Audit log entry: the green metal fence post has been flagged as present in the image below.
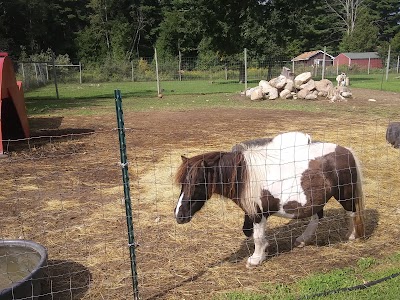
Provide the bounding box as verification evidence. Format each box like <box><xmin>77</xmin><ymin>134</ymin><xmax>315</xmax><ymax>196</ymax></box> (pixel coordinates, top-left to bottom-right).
<box><xmin>114</xmin><ymin>89</ymin><xmax>140</xmax><ymax>300</ymax></box>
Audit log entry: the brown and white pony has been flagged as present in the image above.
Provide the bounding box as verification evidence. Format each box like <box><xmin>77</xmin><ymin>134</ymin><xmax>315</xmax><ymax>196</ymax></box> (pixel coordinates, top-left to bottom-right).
<box><xmin>174</xmin><ymin>132</ymin><xmax>365</xmax><ymax>267</ymax></box>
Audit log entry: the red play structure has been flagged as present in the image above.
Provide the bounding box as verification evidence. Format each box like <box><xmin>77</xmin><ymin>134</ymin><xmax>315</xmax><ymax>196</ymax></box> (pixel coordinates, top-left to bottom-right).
<box><xmin>0</xmin><ymin>52</ymin><xmax>30</xmax><ymax>154</ymax></box>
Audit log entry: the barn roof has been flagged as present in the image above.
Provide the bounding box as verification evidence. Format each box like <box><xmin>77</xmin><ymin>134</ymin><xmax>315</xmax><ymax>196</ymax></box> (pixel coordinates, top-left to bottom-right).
<box><xmin>340</xmin><ymin>52</ymin><xmax>381</xmax><ymax>59</ymax></box>
<box><xmin>292</xmin><ymin>50</ymin><xmax>334</xmax><ymax>61</ymax></box>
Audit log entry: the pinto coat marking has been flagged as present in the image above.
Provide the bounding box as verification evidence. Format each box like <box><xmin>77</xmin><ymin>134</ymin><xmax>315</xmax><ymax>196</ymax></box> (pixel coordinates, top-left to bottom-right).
<box><xmin>174</xmin><ymin>132</ymin><xmax>365</xmax><ymax>267</ymax></box>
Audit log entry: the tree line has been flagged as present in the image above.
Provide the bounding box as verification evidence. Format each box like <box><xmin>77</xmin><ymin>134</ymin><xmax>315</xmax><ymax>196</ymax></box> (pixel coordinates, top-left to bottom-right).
<box><xmin>1</xmin><ymin>0</ymin><xmax>399</xmax><ymax>63</ymax></box>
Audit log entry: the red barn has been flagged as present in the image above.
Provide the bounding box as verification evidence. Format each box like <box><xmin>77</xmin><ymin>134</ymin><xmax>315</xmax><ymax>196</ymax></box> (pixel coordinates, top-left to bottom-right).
<box><xmin>292</xmin><ymin>50</ymin><xmax>334</xmax><ymax>66</ymax></box>
<box><xmin>334</xmin><ymin>52</ymin><xmax>383</xmax><ymax>69</ymax></box>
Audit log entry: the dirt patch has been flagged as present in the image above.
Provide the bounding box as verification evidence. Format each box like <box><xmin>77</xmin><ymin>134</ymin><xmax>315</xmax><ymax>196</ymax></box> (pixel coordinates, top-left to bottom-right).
<box><xmin>1</xmin><ymin>88</ymin><xmax>400</xmax><ymax>299</ymax></box>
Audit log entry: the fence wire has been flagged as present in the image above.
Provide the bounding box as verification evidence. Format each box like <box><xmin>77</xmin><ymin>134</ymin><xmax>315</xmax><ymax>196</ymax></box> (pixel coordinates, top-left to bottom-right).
<box><xmin>16</xmin><ymin>51</ymin><xmax>400</xmax><ymax>91</ymax></box>
<box><xmin>1</xmin><ymin>106</ymin><xmax>399</xmax><ymax>299</ymax></box>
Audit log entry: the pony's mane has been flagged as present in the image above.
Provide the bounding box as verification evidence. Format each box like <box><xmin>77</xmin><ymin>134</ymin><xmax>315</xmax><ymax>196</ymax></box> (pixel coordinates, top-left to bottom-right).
<box><xmin>175</xmin><ymin>151</ymin><xmax>250</xmax><ymax>208</ymax></box>
<box><xmin>175</xmin><ymin>151</ymin><xmax>225</xmax><ymax>186</ymax></box>
<box><xmin>231</xmin><ymin>137</ymin><xmax>272</xmax><ymax>152</ymax></box>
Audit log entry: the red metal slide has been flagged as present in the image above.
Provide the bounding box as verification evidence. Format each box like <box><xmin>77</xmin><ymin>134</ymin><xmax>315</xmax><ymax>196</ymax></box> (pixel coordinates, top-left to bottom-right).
<box><xmin>0</xmin><ymin>52</ymin><xmax>30</xmax><ymax>154</ymax></box>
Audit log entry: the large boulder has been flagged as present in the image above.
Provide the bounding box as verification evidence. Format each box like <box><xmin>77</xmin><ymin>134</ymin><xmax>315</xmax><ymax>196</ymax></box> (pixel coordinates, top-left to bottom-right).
<box><xmin>305</xmin><ymin>93</ymin><xmax>318</xmax><ymax>100</ymax></box>
<box><xmin>285</xmin><ymin>79</ymin><xmax>294</xmax><ymax>92</ymax></box>
<box><xmin>279</xmin><ymin>89</ymin><xmax>292</xmax><ymax>99</ymax></box>
<box><xmin>269</xmin><ymin>75</ymin><xmax>287</xmax><ymax>89</ymax></box>
<box><xmin>245</xmin><ymin>87</ymin><xmax>256</xmax><ymax>97</ymax></box>
<box><xmin>294</xmin><ymin>72</ymin><xmax>312</xmax><ymax>88</ymax></box>
<box><xmin>259</xmin><ymin>80</ymin><xmax>272</xmax><ymax>93</ymax></box>
<box><xmin>300</xmin><ymin>79</ymin><xmax>316</xmax><ymax>91</ymax></box>
<box><xmin>386</xmin><ymin>122</ymin><xmax>400</xmax><ymax>148</ymax></box>
<box><xmin>250</xmin><ymin>86</ymin><xmax>265</xmax><ymax>101</ymax></box>
<box><xmin>268</xmin><ymin>87</ymin><xmax>279</xmax><ymax>100</ymax></box>
<box><xmin>297</xmin><ymin>89</ymin><xmax>310</xmax><ymax>99</ymax></box>
<box><xmin>259</xmin><ymin>80</ymin><xmax>278</xmax><ymax>100</ymax></box>
<box><xmin>341</xmin><ymin>91</ymin><xmax>352</xmax><ymax>98</ymax></box>
<box><xmin>315</xmin><ymin>79</ymin><xmax>334</xmax><ymax>93</ymax></box>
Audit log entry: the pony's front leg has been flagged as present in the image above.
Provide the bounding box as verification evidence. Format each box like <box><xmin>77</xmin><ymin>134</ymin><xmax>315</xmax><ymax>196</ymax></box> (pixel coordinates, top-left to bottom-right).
<box><xmin>246</xmin><ymin>216</ymin><xmax>268</xmax><ymax>268</ymax></box>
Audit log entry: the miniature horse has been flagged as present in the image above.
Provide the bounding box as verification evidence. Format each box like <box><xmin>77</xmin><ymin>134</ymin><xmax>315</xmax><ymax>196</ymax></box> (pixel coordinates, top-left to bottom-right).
<box><xmin>174</xmin><ymin>132</ymin><xmax>365</xmax><ymax>267</ymax></box>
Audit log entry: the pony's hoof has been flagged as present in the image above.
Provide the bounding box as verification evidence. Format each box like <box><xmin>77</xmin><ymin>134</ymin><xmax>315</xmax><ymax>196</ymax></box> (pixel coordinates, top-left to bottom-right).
<box><xmin>348</xmin><ymin>234</ymin><xmax>356</xmax><ymax>241</ymax></box>
<box><xmin>294</xmin><ymin>240</ymin><xmax>306</xmax><ymax>248</ymax></box>
<box><xmin>246</xmin><ymin>261</ymin><xmax>262</xmax><ymax>268</ymax></box>
<box><xmin>347</xmin><ymin>230</ymin><xmax>357</xmax><ymax>240</ymax></box>
<box><xmin>246</xmin><ymin>255</ymin><xmax>265</xmax><ymax>268</ymax></box>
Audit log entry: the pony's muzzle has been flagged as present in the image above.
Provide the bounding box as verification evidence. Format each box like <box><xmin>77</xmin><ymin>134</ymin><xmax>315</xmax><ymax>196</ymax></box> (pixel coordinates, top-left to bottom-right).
<box><xmin>175</xmin><ymin>214</ymin><xmax>192</xmax><ymax>224</ymax></box>
<box><xmin>175</xmin><ymin>206</ymin><xmax>192</xmax><ymax>224</ymax></box>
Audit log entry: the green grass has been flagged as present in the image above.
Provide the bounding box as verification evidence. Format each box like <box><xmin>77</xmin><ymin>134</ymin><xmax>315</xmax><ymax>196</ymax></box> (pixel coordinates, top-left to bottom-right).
<box><xmin>24</xmin><ymin>80</ymin><xmax>252</xmax><ymax>115</ymax></box>
<box><xmin>24</xmin><ymin>85</ymin><xmax>398</xmax><ymax>120</ymax></box>
<box><xmin>22</xmin><ymin>91</ymin><xmax>347</xmax><ymax>117</ymax></box>
<box><xmin>326</xmin><ymin>73</ymin><xmax>400</xmax><ymax>93</ymax></box>
<box><xmin>25</xmin><ymin>74</ymin><xmax>399</xmax><ymax>107</ymax></box>
<box><xmin>25</xmin><ymin>80</ymin><xmax>245</xmax><ymax>101</ymax></box>
<box><xmin>217</xmin><ymin>252</ymin><xmax>400</xmax><ymax>300</ymax></box>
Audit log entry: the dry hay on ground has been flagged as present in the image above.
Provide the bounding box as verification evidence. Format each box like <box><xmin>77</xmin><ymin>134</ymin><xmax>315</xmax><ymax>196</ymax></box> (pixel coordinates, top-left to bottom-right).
<box><xmin>0</xmin><ymin>88</ymin><xmax>399</xmax><ymax>299</ymax></box>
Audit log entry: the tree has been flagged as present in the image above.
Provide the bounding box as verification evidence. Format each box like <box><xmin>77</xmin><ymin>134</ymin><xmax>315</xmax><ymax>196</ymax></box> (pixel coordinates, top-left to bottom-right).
<box><xmin>155</xmin><ymin>8</ymin><xmax>197</xmax><ymax>59</ymax></box>
<box><xmin>134</xmin><ymin>1</ymin><xmax>164</xmax><ymax>57</ymax></box>
<box><xmin>391</xmin><ymin>32</ymin><xmax>400</xmax><ymax>56</ymax></box>
<box><xmin>324</xmin><ymin>0</ymin><xmax>366</xmax><ymax>35</ymax></box>
<box><xmin>0</xmin><ymin>0</ymin><xmax>49</xmax><ymax>57</ymax></box>
<box><xmin>1</xmin><ymin>0</ymin><xmax>90</xmax><ymax>59</ymax></box>
<box><xmin>77</xmin><ymin>0</ymin><xmax>162</xmax><ymax>62</ymax></box>
<box><xmin>155</xmin><ymin>0</ymin><xmax>256</xmax><ymax>59</ymax></box>
<box><xmin>282</xmin><ymin>0</ymin><xmax>341</xmax><ymax>55</ymax></box>
<box><xmin>3</xmin><ymin>0</ymin><xmax>396</xmax><ymax>65</ymax></box>
<box><xmin>365</xmin><ymin>0</ymin><xmax>400</xmax><ymax>42</ymax></box>
<box><xmin>46</xmin><ymin>0</ymin><xmax>91</xmax><ymax>58</ymax></box>
<box><xmin>339</xmin><ymin>7</ymin><xmax>379</xmax><ymax>52</ymax></box>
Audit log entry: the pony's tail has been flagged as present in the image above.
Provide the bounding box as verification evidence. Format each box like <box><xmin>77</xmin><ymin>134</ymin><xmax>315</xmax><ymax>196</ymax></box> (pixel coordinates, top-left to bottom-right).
<box><xmin>353</xmin><ymin>151</ymin><xmax>366</xmax><ymax>238</ymax></box>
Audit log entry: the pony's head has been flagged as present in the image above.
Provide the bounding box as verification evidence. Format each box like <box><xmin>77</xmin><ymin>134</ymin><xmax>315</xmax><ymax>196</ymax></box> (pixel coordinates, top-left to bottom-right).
<box><xmin>174</xmin><ymin>154</ymin><xmax>218</xmax><ymax>224</ymax></box>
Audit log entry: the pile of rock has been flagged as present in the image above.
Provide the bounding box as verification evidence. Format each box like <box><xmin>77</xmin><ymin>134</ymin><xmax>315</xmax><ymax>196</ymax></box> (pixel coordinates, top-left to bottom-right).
<box><xmin>244</xmin><ymin>70</ymin><xmax>352</xmax><ymax>102</ymax></box>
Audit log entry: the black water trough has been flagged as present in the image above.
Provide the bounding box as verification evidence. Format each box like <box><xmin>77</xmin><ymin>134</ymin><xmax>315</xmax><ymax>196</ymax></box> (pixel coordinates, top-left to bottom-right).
<box><xmin>0</xmin><ymin>240</ymin><xmax>47</xmax><ymax>300</ymax></box>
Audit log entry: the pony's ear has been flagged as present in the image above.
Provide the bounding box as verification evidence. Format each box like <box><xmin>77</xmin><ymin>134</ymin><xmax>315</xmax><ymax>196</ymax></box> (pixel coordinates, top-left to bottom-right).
<box><xmin>181</xmin><ymin>155</ymin><xmax>188</xmax><ymax>163</ymax></box>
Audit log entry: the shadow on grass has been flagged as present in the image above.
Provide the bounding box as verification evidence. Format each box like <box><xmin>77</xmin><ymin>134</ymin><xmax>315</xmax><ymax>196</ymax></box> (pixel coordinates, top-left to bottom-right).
<box><xmin>225</xmin><ymin>208</ymin><xmax>379</xmax><ymax>263</ymax></box>
<box><xmin>3</xmin><ymin>116</ymin><xmax>94</xmax><ymax>153</ymax></box>
<box><xmin>28</xmin><ymin>116</ymin><xmax>64</xmax><ymax>131</ymax></box>
<box><xmin>27</xmin><ymin>116</ymin><xmax>95</xmax><ymax>138</ymax></box>
<box><xmin>24</xmin><ymin>89</ymin><xmax>157</xmax><ymax>115</ymax></box>
<box><xmin>26</xmin><ymin>89</ymin><xmax>157</xmax><ymax>101</ymax></box>
<box><xmin>40</xmin><ymin>259</ymin><xmax>92</xmax><ymax>300</ymax></box>
<box><xmin>25</xmin><ymin>99</ymin><xmax>110</xmax><ymax>115</ymax></box>
<box><xmin>212</xmin><ymin>80</ymin><xmax>244</xmax><ymax>85</ymax></box>
<box><xmin>147</xmin><ymin>208</ymin><xmax>379</xmax><ymax>299</ymax></box>
<box><xmin>349</xmin><ymin>76</ymin><xmax>385</xmax><ymax>82</ymax></box>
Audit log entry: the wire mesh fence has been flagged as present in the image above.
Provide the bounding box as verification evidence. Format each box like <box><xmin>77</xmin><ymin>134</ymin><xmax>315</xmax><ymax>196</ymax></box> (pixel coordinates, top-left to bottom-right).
<box><xmin>16</xmin><ymin>49</ymin><xmax>400</xmax><ymax>92</ymax></box>
<box><xmin>1</xmin><ymin>99</ymin><xmax>400</xmax><ymax>299</ymax></box>
<box><xmin>15</xmin><ymin>62</ymin><xmax>82</xmax><ymax>90</ymax></box>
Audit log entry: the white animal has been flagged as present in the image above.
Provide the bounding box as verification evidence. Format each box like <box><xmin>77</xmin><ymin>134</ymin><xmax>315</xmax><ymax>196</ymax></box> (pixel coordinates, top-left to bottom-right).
<box><xmin>336</xmin><ymin>72</ymin><xmax>347</xmax><ymax>86</ymax></box>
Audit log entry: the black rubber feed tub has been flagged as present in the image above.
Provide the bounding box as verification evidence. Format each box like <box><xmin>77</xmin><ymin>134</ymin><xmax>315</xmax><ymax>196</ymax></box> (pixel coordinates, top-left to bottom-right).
<box><xmin>0</xmin><ymin>240</ymin><xmax>47</xmax><ymax>300</ymax></box>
